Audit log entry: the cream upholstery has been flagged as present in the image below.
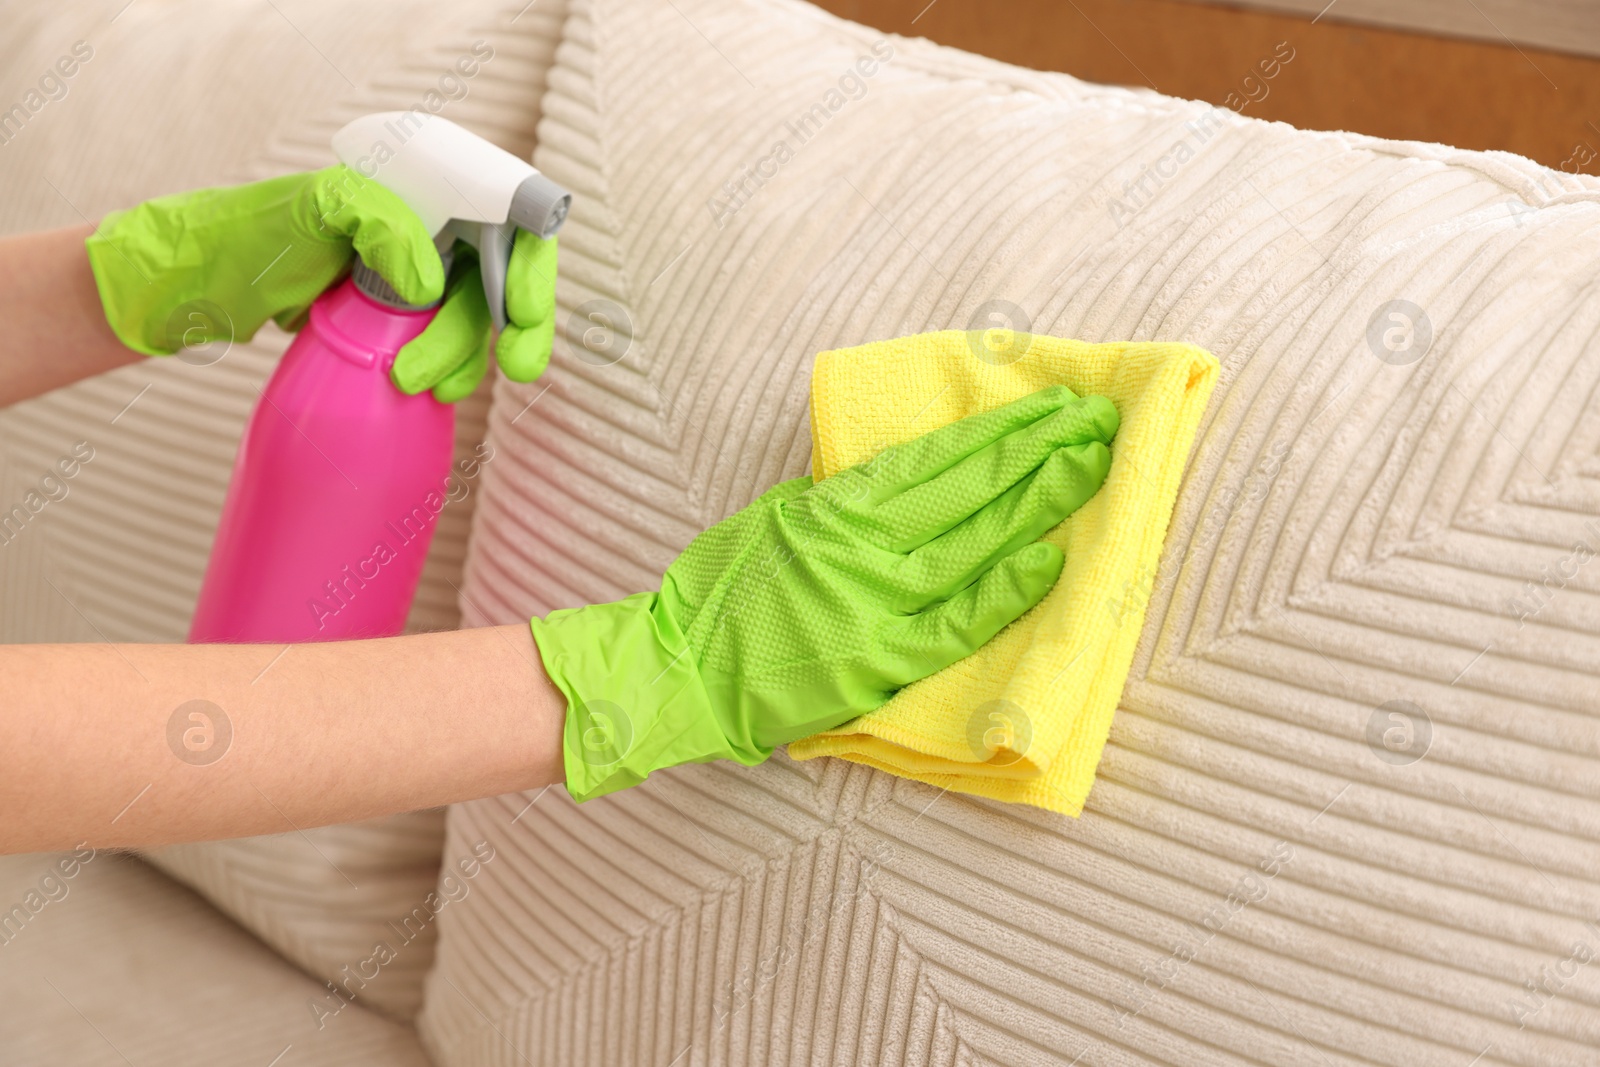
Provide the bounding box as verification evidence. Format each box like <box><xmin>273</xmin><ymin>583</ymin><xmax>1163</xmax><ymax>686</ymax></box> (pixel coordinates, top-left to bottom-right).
<box><xmin>419</xmin><ymin>0</ymin><xmax>1600</xmax><ymax>1064</ymax></box>
<box><xmin>0</xmin><ymin>850</ymin><xmax>430</xmax><ymax>1065</ymax></box>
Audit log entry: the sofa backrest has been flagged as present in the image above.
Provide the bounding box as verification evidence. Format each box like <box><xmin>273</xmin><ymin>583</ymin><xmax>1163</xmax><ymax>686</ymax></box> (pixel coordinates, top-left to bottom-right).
<box><xmin>418</xmin><ymin>0</ymin><xmax>1600</xmax><ymax>1063</ymax></box>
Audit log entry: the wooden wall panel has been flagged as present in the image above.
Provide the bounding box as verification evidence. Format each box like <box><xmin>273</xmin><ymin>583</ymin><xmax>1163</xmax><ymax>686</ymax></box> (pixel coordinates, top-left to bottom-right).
<box><xmin>1174</xmin><ymin>0</ymin><xmax>1600</xmax><ymax>59</ymax></box>
<box><xmin>814</xmin><ymin>0</ymin><xmax>1600</xmax><ymax>173</ymax></box>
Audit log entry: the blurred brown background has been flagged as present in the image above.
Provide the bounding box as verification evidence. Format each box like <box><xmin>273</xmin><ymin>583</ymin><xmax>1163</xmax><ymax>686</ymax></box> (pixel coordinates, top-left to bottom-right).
<box><xmin>813</xmin><ymin>0</ymin><xmax>1600</xmax><ymax>173</ymax></box>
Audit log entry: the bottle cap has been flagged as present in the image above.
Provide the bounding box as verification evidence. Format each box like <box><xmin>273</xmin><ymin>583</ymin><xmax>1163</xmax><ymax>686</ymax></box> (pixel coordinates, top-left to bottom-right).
<box><xmin>350</xmin><ymin>246</ymin><xmax>454</xmax><ymax>310</ymax></box>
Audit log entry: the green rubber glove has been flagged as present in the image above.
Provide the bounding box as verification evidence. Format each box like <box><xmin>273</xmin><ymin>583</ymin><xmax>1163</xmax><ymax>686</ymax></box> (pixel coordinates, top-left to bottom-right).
<box><xmin>87</xmin><ymin>164</ymin><xmax>443</xmax><ymax>357</ymax></box>
<box><xmin>86</xmin><ymin>164</ymin><xmax>558</xmax><ymax>403</ymax></box>
<box><xmin>389</xmin><ymin>229</ymin><xmax>558</xmax><ymax>403</ymax></box>
<box><xmin>533</xmin><ymin>384</ymin><xmax>1120</xmax><ymax>801</ymax></box>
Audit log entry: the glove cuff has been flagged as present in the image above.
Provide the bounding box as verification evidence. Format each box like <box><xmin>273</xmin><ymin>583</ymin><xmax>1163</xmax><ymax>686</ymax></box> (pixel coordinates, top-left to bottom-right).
<box><xmin>530</xmin><ymin>591</ymin><xmax>767</xmax><ymax>802</ymax></box>
<box><xmin>85</xmin><ymin>208</ymin><xmax>171</xmax><ymax>357</ymax></box>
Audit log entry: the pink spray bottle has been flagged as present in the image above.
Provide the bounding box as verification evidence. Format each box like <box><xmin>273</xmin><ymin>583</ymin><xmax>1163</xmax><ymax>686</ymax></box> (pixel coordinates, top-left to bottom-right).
<box><xmin>188</xmin><ymin>113</ymin><xmax>570</xmax><ymax>643</ymax></box>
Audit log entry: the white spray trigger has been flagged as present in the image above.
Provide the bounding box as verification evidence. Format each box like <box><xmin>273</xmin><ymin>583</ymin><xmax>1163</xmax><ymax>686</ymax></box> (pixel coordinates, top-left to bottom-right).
<box><xmin>332</xmin><ymin>112</ymin><xmax>569</xmax><ymax>329</ymax></box>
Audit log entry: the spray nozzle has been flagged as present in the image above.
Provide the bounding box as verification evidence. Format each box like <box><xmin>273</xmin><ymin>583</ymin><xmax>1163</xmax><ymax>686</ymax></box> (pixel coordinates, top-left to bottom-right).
<box><xmin>331</xmin><ymin>112</ymin><xmax>572</xmax><ymax>328</ymax></box>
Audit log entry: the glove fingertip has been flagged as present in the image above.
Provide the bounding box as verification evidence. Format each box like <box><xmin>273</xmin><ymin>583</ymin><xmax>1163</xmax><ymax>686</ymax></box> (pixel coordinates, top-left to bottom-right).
<box><xmin>389</xmin><ymin>361</ymin><xmax>429</xmax><ymax>396</ymax></box>
<box><xmin>432</xmin><ymin>376</ymin><xmax>479</xmax><ymax>404</ymax></box>
<box><xmin>1010</xmin><ymin>541</ymin><xmax>1065</xmax><ymax>604</ymax></box>
<box><xmin>1060</xmin><ymin>438</ymin><xmax>1113</xmax><ymax>483</ymax></box>
<box><xmin>1082</xmin><ymin>394</ymin><xmax>1120</xmax><ymax>441</ymax></box>
<box><xmin>497</xmin><ymin>320</ymin><xmax>554</xmax><ymax>382</ymax></box>
<box><xmin>1039</xmin><ymin>383</ymin><xmax>1078</xmax><ymax>407</ymax></box>
<box><xmin>431</xmin><ymin>344</ymin><xmax>489</xmax><ymax>403</ymax></box>
<box><xmin>385</xmin><ymin>245</ymin><xmax>446</xmax><ymax>307</ymax></box>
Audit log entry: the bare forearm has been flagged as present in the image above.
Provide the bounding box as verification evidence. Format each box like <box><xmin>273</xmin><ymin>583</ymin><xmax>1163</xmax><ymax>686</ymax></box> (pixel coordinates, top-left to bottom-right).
<box><xmin>0</xmin><ymin>223</ymin><xmax>142</xmax><ymax>407</ymax></box>
<box><xmin>0</xmin><ymin>625</ymin><xmax>565</xmax><ymax>854</ymax></box>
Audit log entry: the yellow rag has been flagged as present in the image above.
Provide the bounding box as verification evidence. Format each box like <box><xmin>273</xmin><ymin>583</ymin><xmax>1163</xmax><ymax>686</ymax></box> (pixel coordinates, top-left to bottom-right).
<box><xmin>788</xmin><ymin>330</ymin><xmax>1219</xmax><ymax>815</ymax></box>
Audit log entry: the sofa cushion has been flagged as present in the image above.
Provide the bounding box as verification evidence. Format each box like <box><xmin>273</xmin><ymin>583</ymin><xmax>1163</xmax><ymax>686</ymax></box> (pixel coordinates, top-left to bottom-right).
<box><xmin>0</xmin><ymin>0</ymin><xmax>566</xmax><ymax>1022</ymax></box>
<box><xmin>419</xmin><ymin>0</ymin><xmax>1600</xmax><ymax>1062</ymax></box>
<box><xmin>0</xmin><ymin>850</ymin><xmax>430</xmax><ymax>1065</ymax></box>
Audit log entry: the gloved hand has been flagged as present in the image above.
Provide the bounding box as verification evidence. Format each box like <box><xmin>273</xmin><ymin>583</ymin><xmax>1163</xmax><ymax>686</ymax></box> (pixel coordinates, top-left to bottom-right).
<box><xmin>533</xmin><ymin>384</ymin><xmax>1120</xmax><ymax>801</ymax></box>
<box><xmin>85</xmin><ymin>164</ymin><xmax>558</xmax><ymax>402</ymax></box>
<box><xmin>387</xmin><ymin>229</ymin><xmax>557</xmax><ymax>402</ymax></box>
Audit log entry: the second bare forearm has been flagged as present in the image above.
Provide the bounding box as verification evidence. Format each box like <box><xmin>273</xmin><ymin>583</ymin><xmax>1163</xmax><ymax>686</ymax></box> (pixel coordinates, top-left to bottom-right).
<box><xmin>0</xmin><ymin>625</ymin><xmax>565</xmax><ymax>854</ymax></box>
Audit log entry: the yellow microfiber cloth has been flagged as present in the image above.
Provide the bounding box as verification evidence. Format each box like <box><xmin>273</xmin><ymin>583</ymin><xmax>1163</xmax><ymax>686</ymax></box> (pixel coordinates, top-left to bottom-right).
<box><xmin>788</xmin><ymin>330</ymin><xmax>1219</xmax><ymax>815</ymax></box>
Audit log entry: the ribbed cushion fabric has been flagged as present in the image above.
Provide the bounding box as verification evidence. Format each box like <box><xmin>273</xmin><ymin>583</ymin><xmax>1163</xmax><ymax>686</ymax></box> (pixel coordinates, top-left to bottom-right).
<box><xmin>0</xmin><ymin>850</ymin><xmax>430</xmax><ymax>1065</ymax></box>
<box><xmin>419</xmin><ymin>0</ymin><xmax>1600</xmax><ymax>1064</ymax></box>
<box><xmin>0</xmin><ymin>0</ymin><xmax>566</xmax><ymax>1023</ymax></box>
<box><xmin>147</xmin><ymin>810</ymin><xmax>452</xmax><ymax>1020</ymax></box>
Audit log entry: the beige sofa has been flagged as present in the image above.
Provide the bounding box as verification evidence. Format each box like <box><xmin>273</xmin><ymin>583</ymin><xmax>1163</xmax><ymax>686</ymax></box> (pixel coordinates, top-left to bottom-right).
<box><xmin>4</xmin><ymin>1</ymin><xmax>1599</xmax><ymax>1064</ymax></box>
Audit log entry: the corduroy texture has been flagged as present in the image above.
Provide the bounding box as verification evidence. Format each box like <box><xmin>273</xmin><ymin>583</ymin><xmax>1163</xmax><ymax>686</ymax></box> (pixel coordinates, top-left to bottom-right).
<box><xmin>145</xmin><ymin>809</ymin><xmax>451</xmax><ymax>1021</ymax></box>
<box><xmin>790</xmin><ymin>331</ymin><xmax>1219</xmax><ymax>814</ymax></box>
<box><xmin>423</xmin><ymin>0</ymin><xmax>1600</xmax><ymax>1063</ymax></box>
<box><xmin>0</xmin><ymin>851</ymin><xmax>431</xmax><ymax>1066</ymax></box>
